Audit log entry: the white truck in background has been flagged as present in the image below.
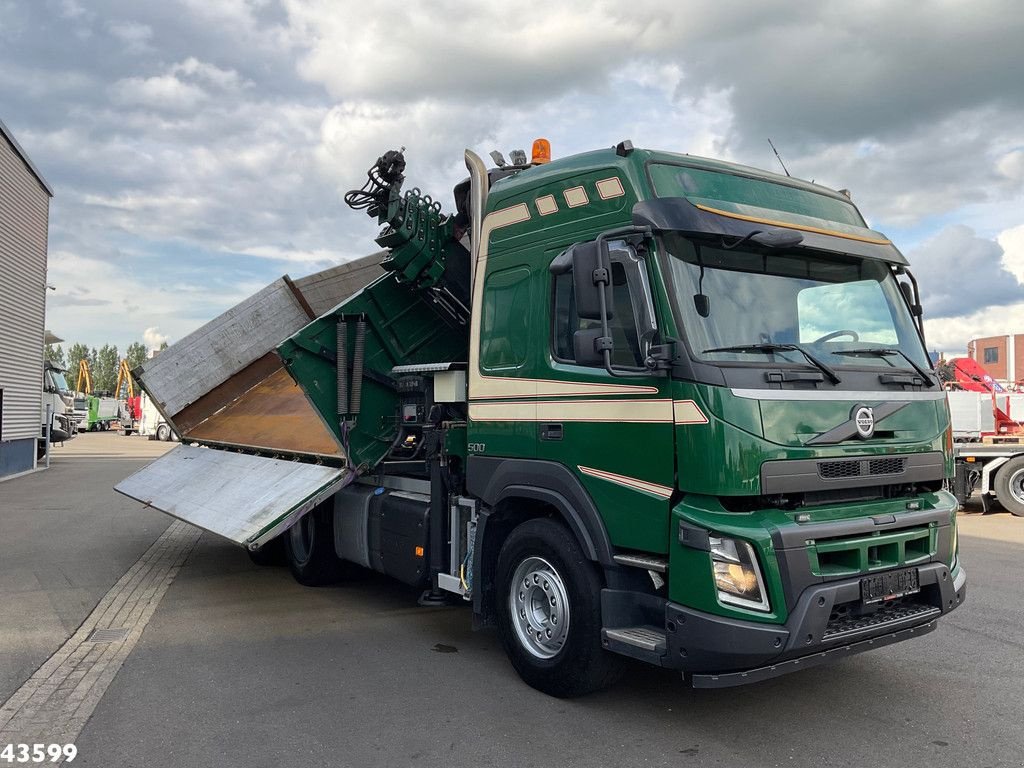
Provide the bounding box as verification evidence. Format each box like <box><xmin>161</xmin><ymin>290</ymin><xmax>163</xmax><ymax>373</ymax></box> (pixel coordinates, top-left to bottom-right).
<box><xmin>40</xmin><ymin>361</ymin><xmax>76</xmax><ymax>458</ymax></box>
<box><xmin>949</xmin><ymin>390</ymin><xmax>1024</xmax><ymax>516</ymax></box>
<box><xmin>137</xmin><ymin>391</ymin><xmax>176</xmax><ymax>441</ymax></box>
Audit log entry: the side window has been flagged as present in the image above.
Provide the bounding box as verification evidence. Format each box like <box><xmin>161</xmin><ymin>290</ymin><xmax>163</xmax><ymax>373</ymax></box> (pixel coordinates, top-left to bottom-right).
<box><xmin>551</xmin><ymin>242</ymin><xmax>654</xmax><ymax>368</ymax></box>
<box><xmin>480</xmin><ymin>266</ymin><xmax>532</xmax><ymax>370</ymax></box>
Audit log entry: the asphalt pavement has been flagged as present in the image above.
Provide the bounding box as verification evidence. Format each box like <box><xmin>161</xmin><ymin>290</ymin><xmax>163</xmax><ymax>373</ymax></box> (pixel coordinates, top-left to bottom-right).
<box><xmin>1</xmin><ymin>433</ymin><xmax>1022</xmax><ymax>767</ymax></box>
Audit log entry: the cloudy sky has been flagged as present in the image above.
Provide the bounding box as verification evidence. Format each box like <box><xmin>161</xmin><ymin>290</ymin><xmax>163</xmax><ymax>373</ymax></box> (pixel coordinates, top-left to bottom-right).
<box><xmin>2</xmin><ymin>0</ymin><xmax>1023</xmax><ymax>355</ymax></box>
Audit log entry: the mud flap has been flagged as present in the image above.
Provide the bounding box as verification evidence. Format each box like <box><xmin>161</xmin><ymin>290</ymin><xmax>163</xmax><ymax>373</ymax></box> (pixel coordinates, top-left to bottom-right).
<box><xmin>114</xmin><ymin>444</ymin><xmax>348</xmax><ymax>550</ymax></box>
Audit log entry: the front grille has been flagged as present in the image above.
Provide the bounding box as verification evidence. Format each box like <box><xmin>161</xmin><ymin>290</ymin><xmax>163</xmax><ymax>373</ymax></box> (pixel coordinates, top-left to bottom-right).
<box><xmin>868</xmin><ymin>457</ymin><xmax>907</xmax><ymax>475</ymax></box>
<box><xmin>818</xmin><ymin>460</ymin><xmax>861</xmax><ymax>479</ymax></box>
<box><xmin>823</xmin><ymin>597</ymin><xmax>939</xmax><ymax>641</ymax></box>
<box><xmin>811</xmin><ymin>525</ymin><xmax>934</xmax><ymax>577</ymax></box>
<box><xmin>818</xmin><ymin>457</ymin><xmax>907</xmax><ymax>480</ymax></box>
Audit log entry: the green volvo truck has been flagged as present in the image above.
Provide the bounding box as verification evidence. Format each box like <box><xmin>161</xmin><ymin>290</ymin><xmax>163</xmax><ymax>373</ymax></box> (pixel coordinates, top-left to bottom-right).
<box><xmin>117</xmin><ymin>141</ymin><xmax>966</xmax><ymax>696</ymax></box>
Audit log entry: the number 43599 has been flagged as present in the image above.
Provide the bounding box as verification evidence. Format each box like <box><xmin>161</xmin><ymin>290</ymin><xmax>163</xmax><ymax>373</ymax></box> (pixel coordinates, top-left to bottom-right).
<box><xmin>0</xmin><ymin>744</ymin><xmax>77</xmax><ymax>763</ymax></box>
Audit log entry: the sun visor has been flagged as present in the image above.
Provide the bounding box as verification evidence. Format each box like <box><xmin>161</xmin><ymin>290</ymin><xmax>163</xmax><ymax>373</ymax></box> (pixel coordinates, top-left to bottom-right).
<box><xmin>632</xmin><ymin>197</ymin><xmax>907</xmax><ymax>264</ymax></box>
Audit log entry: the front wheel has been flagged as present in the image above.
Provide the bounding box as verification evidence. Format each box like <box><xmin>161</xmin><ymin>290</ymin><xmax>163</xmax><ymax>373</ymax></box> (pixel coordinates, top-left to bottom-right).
<box><xmin>495</xmin><ymin>518</ymin><xmax>623</xmax><ymax>697</ymax></box>
<box><xmin>994</xmin><ymin>455</ymin><xmax>1024</xmax><ymax>516</ymax></box>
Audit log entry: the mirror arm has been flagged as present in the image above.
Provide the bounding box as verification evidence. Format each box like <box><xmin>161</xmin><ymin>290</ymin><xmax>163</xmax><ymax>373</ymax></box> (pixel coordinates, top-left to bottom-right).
<box><xmin>590</xmin><ymin>225</ymin><xmax>656</xmax><ymax>378</ymax></box>
<box><xmin>589</xmin><ymin>224</ymin><xmax>659</xmax><ymax>376</ymax></box>
<box><xmin>903</xmin><ymin>266</ymin><xmax>927</xmax><ymax>348</ymax></box>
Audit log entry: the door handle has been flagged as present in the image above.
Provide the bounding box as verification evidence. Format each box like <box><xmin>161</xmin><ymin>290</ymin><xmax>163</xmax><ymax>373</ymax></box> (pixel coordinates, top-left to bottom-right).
<box><xmin>540</xmin><ymin>423</ymin><xmax>563</xmax><ymax>441</ymax></box>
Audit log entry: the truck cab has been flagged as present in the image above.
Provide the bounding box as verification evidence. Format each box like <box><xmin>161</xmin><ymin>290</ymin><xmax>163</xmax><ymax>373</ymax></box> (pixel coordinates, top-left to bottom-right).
<box><xmin>40</xmin><ymin>361</ymin><xmax>75</xmax><ymax>454</ymax></box>
<box><xmin>462</xmin><ymin>144</ymin><xmax>964</xmax><ymax>689</ymax></box>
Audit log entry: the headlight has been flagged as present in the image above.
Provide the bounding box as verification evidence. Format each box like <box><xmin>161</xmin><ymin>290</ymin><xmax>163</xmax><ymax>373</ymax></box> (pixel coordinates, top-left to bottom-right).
<box><xmin>709</xmin><ymin>535</ymin><xmax>770</xmax><ymax>612</ymax></box>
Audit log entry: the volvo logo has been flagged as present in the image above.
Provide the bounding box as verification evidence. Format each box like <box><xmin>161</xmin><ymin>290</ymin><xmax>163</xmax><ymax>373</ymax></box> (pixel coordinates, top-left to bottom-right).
<box><xmin>853</xmin><ymin>406</ymin><xmax>875</xmax><ymax>439</ymax></box>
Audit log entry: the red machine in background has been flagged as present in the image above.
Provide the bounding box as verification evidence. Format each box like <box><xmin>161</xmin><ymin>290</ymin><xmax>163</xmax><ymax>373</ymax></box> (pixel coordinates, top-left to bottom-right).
<box><xmin>946</xmin><ymin>357</ymin><xmax>1023</xmax><ymax>438</ymax></box>
<box><xmin>948</xmin><ymin>357</ymin><xmax>1024</xmax><ymax>515</ymax></box>
<box><xmin>948</xmin><ymin>357</ymin><xmax>1006</xmax><ymax>393</ymax></box>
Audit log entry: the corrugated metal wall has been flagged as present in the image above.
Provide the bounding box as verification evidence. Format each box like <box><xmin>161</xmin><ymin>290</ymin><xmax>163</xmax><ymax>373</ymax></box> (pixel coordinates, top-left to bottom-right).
<box><xmin>0</xmin><ymin>133</ymin><xmax>49</xmax><ymax>443</ymax></box>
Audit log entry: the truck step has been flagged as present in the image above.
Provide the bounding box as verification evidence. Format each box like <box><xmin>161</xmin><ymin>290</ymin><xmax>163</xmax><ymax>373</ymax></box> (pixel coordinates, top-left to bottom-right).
<box><xmin>612</xmin><ymin>553</ymin><xmax>668</xmax><ymax>572</ymax></box>
<box><xmin>603</xmin><ymin>626</ymin><xmax>667</xmax><ymax>653</ymax></box>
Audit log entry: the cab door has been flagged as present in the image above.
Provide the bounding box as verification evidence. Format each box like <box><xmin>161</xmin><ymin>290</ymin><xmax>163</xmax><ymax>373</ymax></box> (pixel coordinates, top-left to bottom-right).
<box><xmin>537</xmin><ymin>239</ymin><xmax>675</xmax><ymax>554</ymax></box>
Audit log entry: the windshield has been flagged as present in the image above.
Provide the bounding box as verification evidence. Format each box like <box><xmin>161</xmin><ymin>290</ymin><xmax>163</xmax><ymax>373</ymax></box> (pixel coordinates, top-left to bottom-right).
<box><xmin>51</xmin><ymin>371</ymin><xmax>71</xmax><ymax>393</ymax></box>
<box><xmin>661</xmin><ymin>233</ymin><xmax>930</xmax><ymax>370</ymax></box>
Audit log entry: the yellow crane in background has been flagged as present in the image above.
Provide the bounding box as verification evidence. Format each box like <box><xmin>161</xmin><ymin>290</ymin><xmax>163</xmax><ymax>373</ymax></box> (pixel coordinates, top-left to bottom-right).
<box><xmin>75</xmin><ymin>359</ymin><xmax>93</xmax><ymax>395</ymax></box>
<box><xmin>115</xmin><ymin>359</ymin><xmax>135</xmax><ymax>400</ymax></box>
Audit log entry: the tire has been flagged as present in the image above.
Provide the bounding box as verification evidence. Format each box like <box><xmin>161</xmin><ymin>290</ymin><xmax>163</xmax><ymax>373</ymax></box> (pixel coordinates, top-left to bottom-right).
<box><xmin>247</xmin><ymin>536</ymin><xmax>285</xmax><ymax>567</ymax></box>
<box><xmin>284</xmin><ymin>503</ymin><xmax>344</xmax><ymax>586</ymax></box>
<box><xmin>156</xmin><ymin>424</ymin><xmax>171</xmax><ymax>442</ymax></box>
<box><xmin>993</xmin><ymin>455</ymin><xmax>1024</xmax><ymax>516</ymax></box>
<box><xmin>495</xmin><ymin>518</ymin><xmax>623</xmax><ymax>698</ymax></box>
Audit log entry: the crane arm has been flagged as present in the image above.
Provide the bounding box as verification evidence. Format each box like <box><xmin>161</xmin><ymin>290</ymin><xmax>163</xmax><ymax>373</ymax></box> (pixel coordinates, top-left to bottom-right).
<box><xmin>76</xmin><ymin>360</ymin><xmax>92</xmax><ymax>394</ymax></box>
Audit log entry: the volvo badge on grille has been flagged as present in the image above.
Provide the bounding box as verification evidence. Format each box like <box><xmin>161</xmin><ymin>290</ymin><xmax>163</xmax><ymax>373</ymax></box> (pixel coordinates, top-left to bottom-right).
<box><xmin>853</xmin><ymin>406</ymin><xmax>875</xmax><ymax>439</ymax></box>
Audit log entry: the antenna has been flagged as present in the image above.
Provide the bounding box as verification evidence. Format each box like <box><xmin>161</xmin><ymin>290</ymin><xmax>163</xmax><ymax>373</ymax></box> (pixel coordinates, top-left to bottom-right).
<box><xmin>767</xmin><ymin>138</ymin><xmax>790</xmax><ymax>177</ymax></box>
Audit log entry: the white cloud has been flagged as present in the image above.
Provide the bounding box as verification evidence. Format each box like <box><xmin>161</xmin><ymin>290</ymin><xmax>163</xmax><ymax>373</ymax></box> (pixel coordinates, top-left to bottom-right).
<box><xmin>58</xmin><ymin>0</ymin><xmax>88</xmax><ymax>19</ymax></box>
<box><xmin>107</xmin><ymin>21</ymin><xmax>153</xmax><ymax>53</ymax></box>
<box><xmin>8</xmin><ymin>0</ymin><xmax>1024</xmax><ymax>354</ymax></box>
<box><xmin>925</xmin><ymin>303</ymin><xmax>1024</xmax><ymax>357</ymax></box>
<box><xmin>111</xmin><ymin>73</ymin><xmax>208</xmax><ymax>112</ymax></box>
<box><xmin>909</xmin><ymin>225</ymin><xmax>1024</xmax><ymax>320</ymax></box>
<box><xmin>142</xmin><ymin>327</ymin><xmax>169</xmax><ymax>353</ymax></box>
<box><xmin>998</xmin><ymin>224</ymin><xmax>1024</xmax><ymax>283</ymax></box>
<box><xmin>997</xmin><ymin>149</ymin><xmax>1024</xmax><ymax>183</ymax></box>
<box><xmin>110</xmin><ymin>58</ymin><xmax>248</xmax><ymax>113</ymax></box>
<box><xmin>45</xmin><ymin>250</ymin><xmax>265</xmax><ymax>352</ymax></box>
<box><xmin>285</xmin><ymin>0</ymin><xmax>670</xmax><ymax>103</ymax></box>
<box><xmin>170</xmin><ymin>57</ymin><xmax>249</xmax><ymax>90</ymax></box>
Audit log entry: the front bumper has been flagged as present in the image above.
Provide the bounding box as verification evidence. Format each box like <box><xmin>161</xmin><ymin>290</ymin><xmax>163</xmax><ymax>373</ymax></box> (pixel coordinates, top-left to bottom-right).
<box><xmin>602</xmin><ymin>562</ymin><xmax>966</xmax><ymax>687</ymax></box>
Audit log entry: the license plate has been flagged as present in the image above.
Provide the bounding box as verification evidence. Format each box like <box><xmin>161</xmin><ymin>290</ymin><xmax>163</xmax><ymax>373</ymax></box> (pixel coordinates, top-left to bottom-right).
<box><xmin>860</xmin><ymin>567</ymin><xmax>920</xmax><ymax>604</ymax></box>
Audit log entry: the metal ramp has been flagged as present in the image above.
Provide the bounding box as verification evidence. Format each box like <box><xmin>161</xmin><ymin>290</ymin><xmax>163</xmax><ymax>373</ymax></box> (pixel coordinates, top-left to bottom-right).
<box><xmin>114</xmin><ymin>445</ymin><xmax>348</xmax><ymax>549</ymax></box>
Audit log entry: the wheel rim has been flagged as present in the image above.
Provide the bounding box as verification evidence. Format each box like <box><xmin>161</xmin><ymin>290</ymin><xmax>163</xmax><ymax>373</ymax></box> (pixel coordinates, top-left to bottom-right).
<box><xmin>1008</xmin><ymin>468</ymin><xmax>1024</xmax><ymax>504</ymax></box>
<box><xmin>509</xmin><ymin>556</ymin><xmax>570</xmax><ymax>659</ymax></box>
<box><xmin>289</xmin><ymin>515</ymin><xmax>314</xmax><ymax>566</ymax></box>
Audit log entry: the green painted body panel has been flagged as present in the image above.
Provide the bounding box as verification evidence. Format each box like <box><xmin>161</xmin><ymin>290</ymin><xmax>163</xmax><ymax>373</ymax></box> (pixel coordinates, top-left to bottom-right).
<box><xmin>676</xmin><ymin>383</ymin><xmax>950</xmax><ymax>496</ymax></box>
<box><xmin>277</xmin><ymin>273</ymin><xmax>466</xmax><ymax>470</ymax></box>
<box><xmin>668</xmin><ymin>490</ymin><xmax>957</xmax><ymax>624</ymax></box>
<box><xmin>469</xmin><ymin>154</ymin><xmax>674</xmax><ymax>553</ymax></box>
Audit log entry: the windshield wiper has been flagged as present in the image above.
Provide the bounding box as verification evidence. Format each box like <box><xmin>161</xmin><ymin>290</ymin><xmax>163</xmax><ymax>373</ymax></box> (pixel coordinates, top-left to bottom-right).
<box><xmin>832</xmin><ymin>347</ymin><xmax>935</xmax><ymax>387</ymax></box>
<box><xmin>702</xmin><ymin>343</ymin><xmax>841</xmax><ymax>384</ymax></box>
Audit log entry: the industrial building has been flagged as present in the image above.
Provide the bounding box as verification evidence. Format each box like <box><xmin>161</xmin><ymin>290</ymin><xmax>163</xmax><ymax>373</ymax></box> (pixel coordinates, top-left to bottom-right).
<box><xmin>0</xmin><ymin>117</ymin><xmax>53</xmax><ymax>479</ymax></box>
<box><xmin>967</xmin><ymin>333</ymin><xmax>1024</xmax><ymax>386</ymax></box>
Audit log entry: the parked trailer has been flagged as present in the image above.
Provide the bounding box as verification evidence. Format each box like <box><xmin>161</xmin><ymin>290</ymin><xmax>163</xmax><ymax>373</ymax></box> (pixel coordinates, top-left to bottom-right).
<box><xmin>949</xmin><ymin>389</ymin><xmax>1024</xmax><ymax>516</ymax></box>
<box><xmin>117</xmin><ymin>143</ymin><xmax>965</xmax><ymax>696</ymax></box>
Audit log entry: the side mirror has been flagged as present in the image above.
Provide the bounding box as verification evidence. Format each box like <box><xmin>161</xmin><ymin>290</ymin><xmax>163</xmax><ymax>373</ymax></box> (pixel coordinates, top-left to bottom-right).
<box><xmin>573</xmin><ymin>328</ymin><xmax>606</xmax><ymax>367</ymax></box>
<box><xmin>899</xmin><ymin>281</ymin><xmax>922</xmax><ymax>316</ymax></box>
<box><xmin>572</xmin><ymin>241</ymin><xmax>613</xmax><ymax>321</ymax></box>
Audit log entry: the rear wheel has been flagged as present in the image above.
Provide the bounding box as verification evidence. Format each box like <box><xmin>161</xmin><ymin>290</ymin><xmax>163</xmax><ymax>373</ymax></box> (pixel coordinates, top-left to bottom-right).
<box><xmin>156</xmin><ymin>423</ymin><xmax>171</xmax><ymax>442</ymax></box>
<box><xmin>994</xmin><ymin>456</ymin><xmax>1024</xmax><ymax>516</ymax></box>
<box><xmin>495</xmin><ymin>518</ymin><xmax>623</xmax><ymax>698</ymax></box>
<box><xmin>247</xmin><ymin>536</ymin><xmax>285</xmax><ymax>566</ymax></box>
<box><xmin>284</xmin><ymin>503</ymin><xmax>344</xmax><ymax>586</ymax></box>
